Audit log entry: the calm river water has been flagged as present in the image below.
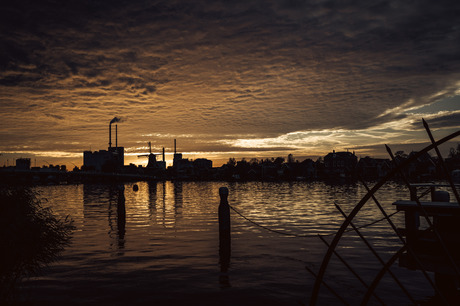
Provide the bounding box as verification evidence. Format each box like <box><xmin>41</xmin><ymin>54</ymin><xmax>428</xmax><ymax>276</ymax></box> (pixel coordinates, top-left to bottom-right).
<box><xmin>18</xmin><ymin>181</ymin><xmax>439</xmax><ymax>305</ymax></box>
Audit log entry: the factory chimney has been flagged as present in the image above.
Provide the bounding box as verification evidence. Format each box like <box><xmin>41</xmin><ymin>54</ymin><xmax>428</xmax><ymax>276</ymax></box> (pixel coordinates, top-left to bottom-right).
<box><xmin>109</xmin><ymin>123</ymin><xmax>112</xmax><ymax>148</ymax></box>
<box><xmin>163</xmin><ymin>147</ymin><xmax>165</xmax><ymax>162</ymax></box>
<box><xmin>109</xmin><ymin>117</ymin><xmax>122</xmax><ymax>149</ymax></box>
<box><xmin>174</xmin><ymin>139</ymin><xmax>177</xmax><ymax>154</ymax></box>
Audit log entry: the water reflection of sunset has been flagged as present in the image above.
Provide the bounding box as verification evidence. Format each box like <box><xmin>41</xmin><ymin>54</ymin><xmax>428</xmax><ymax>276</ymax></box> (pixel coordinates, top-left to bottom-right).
<box><xmin>26</xmin><ymin>181</ymin><xmax>430</xmax><ymax>304</ymax></box>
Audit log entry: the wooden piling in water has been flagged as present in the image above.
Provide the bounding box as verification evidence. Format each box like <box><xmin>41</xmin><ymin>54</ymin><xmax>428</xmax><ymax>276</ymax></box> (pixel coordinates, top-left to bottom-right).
<box><xmin>117</xmin><ymin>185</ymin><xmax>126</xmax><ymax>244</ymax></box>
<box><xmin>218</xmin><ymin>186</ymin><xmax>231</xmax><ymax>286</ymax></box>
<box><xmin>219</xmin><ymin>187</ymin><xmax>230</xmax><ymax>238</ymax></box>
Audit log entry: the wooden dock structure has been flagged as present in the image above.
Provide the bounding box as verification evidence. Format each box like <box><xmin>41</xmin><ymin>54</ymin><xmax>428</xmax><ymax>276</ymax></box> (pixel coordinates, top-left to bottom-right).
<box><xmin>394</xmin><ymin>183</ymin><xmax>460</xmax><ymax>301</ymax></box>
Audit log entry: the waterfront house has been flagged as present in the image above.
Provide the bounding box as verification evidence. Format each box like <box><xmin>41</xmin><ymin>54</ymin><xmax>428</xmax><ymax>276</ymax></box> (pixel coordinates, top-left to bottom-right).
<box><xmin>357</xmin><ymin>157</ymin><xmax>391</xmax><ymax>179</ymax></box>
<box><xmin>323</xmin><ymin>150</ymin><xmax>358</xmax><ymax>179</ymax></box>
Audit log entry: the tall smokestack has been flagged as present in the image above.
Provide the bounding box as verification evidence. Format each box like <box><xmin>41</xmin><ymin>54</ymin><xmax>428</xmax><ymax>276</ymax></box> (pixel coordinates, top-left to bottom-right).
<box><xmin>109</xmin><ymin>124</ymin><xmax>112</xmax><ymax>148</ymax></box>
<box><xmin>163</xmin><ymin>147</ymin><xmax>165</xmax><ymax>162</ymax></box>
<box><xmin>115</xmin><ymin>124</ymin><xmax>118</xmax><ymax>148</ymax></box>
<box><xmin>109</xmin><ymin>117</ymin><xmax>122</xmax><ymax>149</ymax></box>
<box><xmin>174</xmin><ymin>139</ymin><xmax>177</xmax><ymax>154</ymax></box>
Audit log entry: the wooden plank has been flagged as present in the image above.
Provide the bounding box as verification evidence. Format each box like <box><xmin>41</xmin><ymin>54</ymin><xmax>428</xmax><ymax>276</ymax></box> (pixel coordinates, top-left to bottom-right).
<box><xmin>409</xmin><ymin>183</ymin><xmax>458</xmax><ymax>187</ymax></box>
<box><xmin>393</xmin><ymin>201</ymin><xmax>460</xmax><ymax>217</ymax></box>
<box><xmin>394</xmin><ymin>200</ymin><xmax>460</xmax><ymax>207</ymax></box>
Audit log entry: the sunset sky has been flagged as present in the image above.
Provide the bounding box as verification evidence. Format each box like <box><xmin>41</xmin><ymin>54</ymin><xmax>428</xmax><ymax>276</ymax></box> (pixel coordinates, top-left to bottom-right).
<box><xmin>1</xmin><ymin>0</ymin><xmax>459</xmax><ymax>168</ymax></box>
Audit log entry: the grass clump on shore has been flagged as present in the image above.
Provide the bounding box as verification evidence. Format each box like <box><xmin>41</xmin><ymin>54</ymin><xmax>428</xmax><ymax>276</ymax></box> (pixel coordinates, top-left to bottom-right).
<box><xmin>0</xmin><ymin>187</ymin><xmax>74</xmax><ymax>301</ymax></box>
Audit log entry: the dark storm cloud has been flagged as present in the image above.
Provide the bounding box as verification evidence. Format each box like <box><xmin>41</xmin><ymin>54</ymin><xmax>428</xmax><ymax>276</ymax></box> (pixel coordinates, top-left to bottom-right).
<box><xmin>353</xmin><ymin>141</ymin><xmax>458</xmax><ymax>159</ymax></box>
<box><xmin>412</xmin><ymin>112</ymin><xmax>460</xmax><ymax>130</ymax></box>
<box><xmin>2</xmin><ymin>1</ymin><xmax>459</xmax><ymax>94</ymax></box>
<box><xmin>1</xmin><ymin>0</ymin><xmax>459</xmax><ymax>164</ymax></box>
<box><xmin>0</xmin><ymin>0</ymin><xmax>169</xmax><ymax>95</ymax></box>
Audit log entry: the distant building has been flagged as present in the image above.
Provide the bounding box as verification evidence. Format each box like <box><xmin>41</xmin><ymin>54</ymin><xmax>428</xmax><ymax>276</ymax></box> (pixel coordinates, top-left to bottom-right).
<box><xmin>323</xmin><ymin>150</ymin><xmax>357</xmax><ymax>179</ymax></box>
<box><xmin>194</xmin><ymin>158</ymin><xmax>212</xmax><ymax>169</ymax></box>
<box><xmin>170</xmin><ymin>147</ymin><xmax>192</xmax><ymax>178</ymax></box>
<box><xmin>156</xmin><ymin>161</ymin><xmax>167</xmax><ymax>171</ymax></box>
<box><xmin>407</xmin><ymin>151</ymin><xmax>436</xmax><ymax>180</ymax></box>
<box><xmin>299</xmin><ymin>158</ymin><xmax>317</xmax><ymax>179</ymax></box>
<box><xmin>357</xmin><ymin>157</ymin><xmax>391</xmax><ymax>179</ymax></box>
<box><xmin>173</xmin><ymin>152</ymin><xmax>183</xmax><ymax>168</ymax></box>
<box><xmin>16</xmin><ymin>158</ymin><xmax>31</xmax><ymax>170</ymax></box>
<box><xmin>261</xmin><ymin>161</ymin><xmax>277</xmax><ymax>179</ymax></box>
<box><xmin>193</xmin><ymin>158</ymin><xmax>213</xmax><ymax>179</ymax></box>
<box><xmin>83</xmin><ymin>147</ymin><xmax>124</xmax><ymax>172</ymax></box>
<box><xmin>145</xmin><ymin>154</ymin><xmax>166</xmax><ymax>171</ymax></box>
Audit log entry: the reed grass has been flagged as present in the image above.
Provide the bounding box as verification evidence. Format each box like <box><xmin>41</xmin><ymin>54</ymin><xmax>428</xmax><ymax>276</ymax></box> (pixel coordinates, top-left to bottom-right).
<box><xmin>0</xmin><ymin>186</ymin><xmax>74</xmax><ymax>302</ymax></box>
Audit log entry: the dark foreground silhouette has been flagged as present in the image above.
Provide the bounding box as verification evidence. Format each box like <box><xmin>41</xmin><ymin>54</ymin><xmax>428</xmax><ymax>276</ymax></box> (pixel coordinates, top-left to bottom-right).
<box><xmin>0</xmin><ymin>187</ymin><xmax>74</xmax><ymax>302</ymax></box>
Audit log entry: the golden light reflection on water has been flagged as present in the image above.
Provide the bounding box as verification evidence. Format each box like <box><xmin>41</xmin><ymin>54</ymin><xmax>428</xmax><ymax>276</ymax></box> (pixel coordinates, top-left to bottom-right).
<box><xmin>35</xmin><ymin>181</ymin><xmax>411</xmax><ymax>256</ymax></box>
<box><xmin>28</xmin><ymin>181</ymin><xmax>437</xmax><ymax>305</ymax></box>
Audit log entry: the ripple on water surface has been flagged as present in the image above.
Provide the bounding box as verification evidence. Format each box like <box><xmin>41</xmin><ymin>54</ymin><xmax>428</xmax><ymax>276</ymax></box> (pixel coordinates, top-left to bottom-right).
<box><xmin>17</xmin><ymin>181</ymin><xmax>437</xmax><ymax>305</ymax></box>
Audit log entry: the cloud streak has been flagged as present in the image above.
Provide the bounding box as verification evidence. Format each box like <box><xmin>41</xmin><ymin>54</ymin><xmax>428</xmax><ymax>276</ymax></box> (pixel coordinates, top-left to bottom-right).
<box><xmin>0</xmin><ymin>0</ymin><xmax>459</xmax><ymax>166</ymax></box>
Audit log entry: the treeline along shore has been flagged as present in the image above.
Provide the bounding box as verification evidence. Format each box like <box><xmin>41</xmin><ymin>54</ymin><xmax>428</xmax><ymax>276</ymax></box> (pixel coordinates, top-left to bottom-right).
<box><xmin>1</xmin><ymin>145</ymin><xmax>460</xmax><ymax>184</ymax></box>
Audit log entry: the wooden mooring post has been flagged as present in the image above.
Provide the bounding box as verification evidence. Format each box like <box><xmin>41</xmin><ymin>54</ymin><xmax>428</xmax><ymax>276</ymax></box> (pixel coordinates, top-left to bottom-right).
<box><xmin>117</xmin><ymin>185</ymin><xmax>126</xmax><ymax>243</ymax></box>
<box><xmin>218</xmin><ymin>187</ymin><xmax>231</xmax><ymax>287</ymax></box>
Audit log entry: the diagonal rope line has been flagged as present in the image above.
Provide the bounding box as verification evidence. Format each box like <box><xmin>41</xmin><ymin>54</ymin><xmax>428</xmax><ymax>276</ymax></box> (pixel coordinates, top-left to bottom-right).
<box><xmin>344</xmin><ymin>210</ymin><xmax>400</xmax><ymax>233</ymax></box>
<box><xmin>229</xmin><ymin>204</ymin><xmax>310</xmax><ymax>237</ymax></box>
<box><xmin>228</xmin><ymin>204</ymin><xmax>400</xmax><ymax>238</ymax></box>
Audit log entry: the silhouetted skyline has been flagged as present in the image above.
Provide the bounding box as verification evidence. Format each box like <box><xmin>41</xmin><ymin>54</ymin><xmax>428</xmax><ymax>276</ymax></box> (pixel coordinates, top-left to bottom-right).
<box><xmin>1</xmin><ymin>1</ymin><xmax>459</xmax><ymax>168</ymax></box>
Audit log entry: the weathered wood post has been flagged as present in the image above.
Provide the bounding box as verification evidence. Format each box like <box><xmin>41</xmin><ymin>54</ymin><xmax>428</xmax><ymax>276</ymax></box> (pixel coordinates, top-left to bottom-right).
<box><xmin>117</xmin><ymin>184</ymin><xmax>126</xmax><ymax>215</ymax></box>
<box><xmin>117</xmin><ymin>184</ymin><xmax>126</xmax><ymax>243</ymax></box>
<box><xmin>218</xmin><ymin>187</ymin><xmax>231</xmax><ymax>287</ymax></box>
<box><xmin>219</xmin><ymin>187</ymin><xmax>230</xmax><ymax>237</ymax></box>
